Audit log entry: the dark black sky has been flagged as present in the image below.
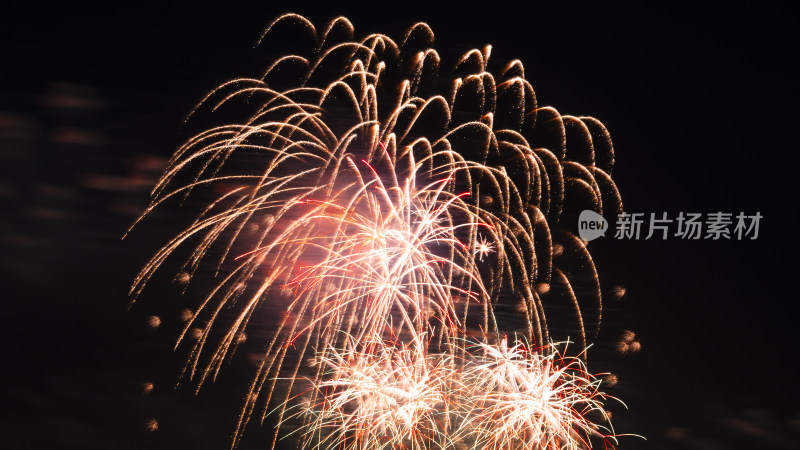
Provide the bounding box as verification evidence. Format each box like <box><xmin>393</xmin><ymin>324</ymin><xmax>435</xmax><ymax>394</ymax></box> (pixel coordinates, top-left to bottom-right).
<box><xmin>1</xmin><ymin>2</ymin><xmax>797</xmax><ymax>449</ymax></box>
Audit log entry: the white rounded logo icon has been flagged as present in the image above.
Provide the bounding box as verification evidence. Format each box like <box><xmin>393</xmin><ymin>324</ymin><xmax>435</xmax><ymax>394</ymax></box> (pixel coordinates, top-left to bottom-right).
<box><xmin>578</xmin><ymin>210</ymin><xmax>608</xmax><ymax>241</ymax></box>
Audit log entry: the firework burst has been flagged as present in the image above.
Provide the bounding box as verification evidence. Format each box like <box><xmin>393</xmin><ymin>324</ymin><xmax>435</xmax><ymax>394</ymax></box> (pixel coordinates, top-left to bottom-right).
<box><xmin>453</xmin><ymin>338</ymin><xmax>618</xmax><ymax>450</ymax></box>
<box><xmin>129</xmin><ymin>13</ymin><xmax>628</xmax><ymax>449</ymax></box>
<box><xmin>300</xmin><ymin>337</ymin><xmax>621</xmax><ymax>450</ymax></box>
<box><xmin>302</xmin><ymin>338</ymin><xmax>454</xmax><ymax>450</ymax></box>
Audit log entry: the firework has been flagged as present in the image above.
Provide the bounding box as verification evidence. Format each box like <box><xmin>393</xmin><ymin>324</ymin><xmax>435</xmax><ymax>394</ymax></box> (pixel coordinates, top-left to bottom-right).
<box><xmin>300</xmin><ymin>337</ymin><xmax>620</xmax><ymax>450</ymax></box>
<box><xmin>453</xmin><ymin>338</ymin><xmax>618</xmax><ymax>450</ymax></box>
<box><xmin>129</xmin><ymin>13</ymin><xmax>626</xmax><ymax>448</ymax></box>
<box><xmin>141</xmin><ymin>381</ymin><xmax>154</xmax><ymax>396</ymax></box>
<box><xmin>302</xmin><ymin>338</ymin><xmax>455</xmax><ymax>450</ymax></box>
<box><xmin>616</xmin><ymin>330</ymin><xmax>641</xmax><ymax>355</ymax></box>
<box><xmin>145</xmin><ymin>418</ymin><xmax>159</xmax><ymax>432</ymax></box>
<box><xmin>147</xmin><ymin>315</ymin><xmax>161</xmax><ymax>329</ymax></box>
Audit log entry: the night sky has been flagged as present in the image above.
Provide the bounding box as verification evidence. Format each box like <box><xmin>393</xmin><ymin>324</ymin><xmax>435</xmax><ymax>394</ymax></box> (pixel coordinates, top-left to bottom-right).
<box><xmin>1</xmin><ymin>2</ymin><xmax>796</xmax><ymax>449</ymax></box>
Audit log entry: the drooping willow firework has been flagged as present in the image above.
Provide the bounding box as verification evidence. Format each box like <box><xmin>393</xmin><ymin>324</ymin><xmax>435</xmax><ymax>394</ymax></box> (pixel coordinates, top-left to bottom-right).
<box><xmin>129</xmin><ymin>13</ymin><xmax>624</xmax><ymax>449</ymax></box>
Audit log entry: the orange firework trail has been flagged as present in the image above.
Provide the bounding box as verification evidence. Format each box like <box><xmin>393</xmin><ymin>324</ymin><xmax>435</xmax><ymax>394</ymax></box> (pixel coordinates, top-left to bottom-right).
<box><xmin>129</xmin><ymin>13</ymin><xmax>628</xmax><ymax>449</ymax></box>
